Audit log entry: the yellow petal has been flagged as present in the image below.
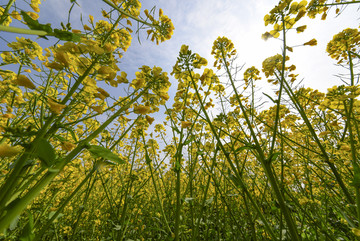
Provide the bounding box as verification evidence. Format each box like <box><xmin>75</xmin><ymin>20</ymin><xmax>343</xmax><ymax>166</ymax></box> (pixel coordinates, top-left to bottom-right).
<box><xmin>352</xmin><ymin>228</ymin><xmax>360</xmax><ymax>237</ymax></box>
<box><xmin>14</xmin><ymin>75</ymin><xmax>36</xmax><ymax>89</ymax></box>
<box><xmin>0</xmin><ymin>143</ymin><xmax>22</xmax><ymax>158</ymax></box>
<box><xmin>47</xmin><ymin>98</ymin><xmax>66</xmax><ymax>114</ymax></box>
<box><xmin>134</xmin><ymin>105</ymin><xmax>151</xmax><ymax>115</ymax></box>
<box><xmin>146</xmin><ymin>115</ymin><xmax>155</xmax><ymax>125</ymax></box>
<box><xmin>181</xmin><ymin>121</ymin><xmax>192</xmax><ymax>128</ymax></box>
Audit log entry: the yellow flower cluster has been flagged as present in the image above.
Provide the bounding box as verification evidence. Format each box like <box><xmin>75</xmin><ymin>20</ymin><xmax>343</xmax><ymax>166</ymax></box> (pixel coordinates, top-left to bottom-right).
<box><xmin>171</xmin><ymin>45</ymin><xmax>208</xmax><ymax>78</ymax></box>
<box><xmin>5</xmin><ymin>37</ymin><xmax>45</xmax><ymax>68</ymax></box>
<box><xmin>121</xmin><ymin>0</ymin><xmax>142</xmax><ymax>17</ymax></box>
<box><xmin>145</xmin><ymin>8</ymin><xmax>175</xmax><ymax>45</ymax></box>
<box><xmin>193</xmin><ymin>53</ymin><xmax>208</xmax><ymax>69</ymax></box>
<box><xmin>326</xmin><ymin>28</ymin><xmax>360</xmax><ymax>64</ymax></box>
<box><xmin>211</xmin><ymin>36</ymin><xmax>236</xmax><ymax>69</ymax></box>
<box><xmin>263</xmin><ymin>0</ymin><xmax>307</xmax><ymax>39</ymax></box>
<box><xmin>307</xmin><ymin>0</ymin><xmax>328</xmax><ymax>19</ymax></box>
<box><xmin>0</xmin><ymin>7</ymin><xmax>12</xmax><ymax>26</ymax></box>
<box><xmin>243</xmin><ymin>66</ymin><xmax>261</xmax><ymax>85</ymax></box>
<box><xmin>262</xmin><ymin>54</ymin><xmax>285</xmax><ymax>78</ymax></box>
<box><xmin>319</xmin><ymin>85</ymin><xmax>360</xmax><ymax>111</ymax></box>
<box><xmin>131</xmin><ymin>65</ymin><xmax>171</xmax><ymax>113</ymax></box>
<box><xmin>94</xmin><ymin>20</ymin><xmax>132</xmax><ymax>52</ymax></box>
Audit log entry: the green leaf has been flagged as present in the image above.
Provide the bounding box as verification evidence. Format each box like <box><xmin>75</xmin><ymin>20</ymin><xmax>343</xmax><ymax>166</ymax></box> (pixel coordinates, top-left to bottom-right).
<box><xmin>263</xmin><ymin>92</ymin><xmax>277</xmax><ymax>104</ymax></box>
<box><xmin>184</xmin><ymin>135</ymin><xmax>195</xmax><ymax>145</ymax></box>
<box><xmin>234</xmin><ymin>145</ymin><xmax>254</xmax><ymax>153</ymax></box>
<box><xmin>34</xmin><ymin>138</ymin><xmax>56</xmax><ymax>168</ymax></box>
<box><xmin>19</xmin><ymin>212</ymin><xmax>34</xmax><ymax>241</ymax></box>
<box><xmin>53</xmin><ymin>29</ymin><xmax>81</xmax><ymax>42</ymax></box>
<box><xmin>48</xmin><ymin>211</ymin><xmax>63</xmax><ymax>222</ymax></box>
<box><xmin>20</xmin><ymin>11</ymin><xmax>52</xmax><ymax>33</ymax></box>
<box><xmin>351</xmin><ymin>165</ymin><xmax>360</xmax><ymax>188</ymax></box>
<box><xmin>171</xmin><ymin>126</ymin><xmax>180</xmax><ymax>134</ymax></box>
<box><xmin>205</xmin><ymin>197</ymin><xmax>214</xmax><ymax>205</ymax></box>
<box><xmin>269</xmin><ymin>152</ymin><xmax>281</xmax><ymax>162</ymax></box>
<box><xmin>145</xmin><ymin>153</ymin><xmax>152</xmax><ymax>164</ymax></box>
<box><xmin>184</xmin><ymin>197</ymin><xmax>195</xmax><ymax>203</ymax></box>
<box><xmin>87</xmin><ymin>145</ymin><xmax>125</xmax><ymax>165</ymax></box>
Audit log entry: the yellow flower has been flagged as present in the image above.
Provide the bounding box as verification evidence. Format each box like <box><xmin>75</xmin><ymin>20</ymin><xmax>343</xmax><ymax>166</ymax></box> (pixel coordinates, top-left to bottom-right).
<box><xmin>352</xmin><ymin>228</ymin><xmax>360</xmax><ymax>237</ymax></box>
<box><xmin>303</xmin><ymin>38</ymin><xmax>317</xmax><ymax>46</ymax></box>
<box><xmin>83</xmin><ymin>24</ymin><xmax>92</xmax><ymax>31</ymax></box>
<box><xmin>180</xmin><ymin>45</ymin><xmax>189</xmax><ymax>55</ymax></box>
<box><xmin>181</xmin><ymin>121</ymin><xmax>192</xmax><ymax>128</ymax></box>
<box><xmin>97</xmin><ymin>88</ymin><xmax>110</xmax><ymax>98</ymax></box>
<box><xmin>90</xmin><ymin>105</ymin><xmax>103</xmax><ymax>114</ymax></box>
<box><xmin>0</xmin><ymin>143</ymin><xmax>23</xmax><ymax>158</ymax></box>
<box><xmin>47</xmin><ymin>98</ymin><xmax>66</xmax><ymax>115</ymax></box>
<box><xmin>14</xmin><ymin>75</ymin><xmax>36</xmax><ymax>89</ymax></box>
<box><xmin>2</xmin><ymin>113</ymin><xmax>16</xmax><ymax>119</ymax></box>
<box><xmin>55</xmin><ymin>51</ymin><xmax>70</xmax><ymax>67</ymax></box>
<box><xmin>134</xmin><ymin>105</ymin><xmax>151</xmax><ymax>115</ymax></box>
<box><xmin>261</xmin><ymin>32</ymin><xmax>273</xmax><ymax>41</ymax></box>
<box><xmin>131</xmin><ymin>73</ymin><xmax>146</xmax><ymax>89</ymax></box>
<box><xmin>296</xmin><ymin>25</ymin><xmax>307</xmax><ymax>33</ymax></box>
<box><xmin>10</xmin><ymin>11</ymin><xmax>22</xmax><ymax>20</ymax></box>
<box><xmin>30</xmin><ymin>4</ymin><xmax>40</xmax><ymax>12</ymax></box>
<box><xmin>146</xmin><ymin>115</ymin><xmax>155</xmax><ymax>125</ymax></box>
<box><xmin>61</xmin><ymin>141</ymin><xmax>76</xmax><ymax>151</ymax></box>
<box><xmin>117</xmin><ymin>72</ymin><xmax>128</xmax><ymax>83</ymax></box>
<box><xmin>27</xmin><ymin>11</ymin><xmax>39</xmax><ymax>20</ymax></box>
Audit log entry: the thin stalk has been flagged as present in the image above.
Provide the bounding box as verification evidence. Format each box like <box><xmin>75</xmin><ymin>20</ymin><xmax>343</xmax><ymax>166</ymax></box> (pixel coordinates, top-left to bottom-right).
<box><xmin>280</xmin><ymin>74</ymin><xmax>354</xmax><ymax>204</ymax></box>
<box><xmin>345</xmin><ymin>49</ymin><xmax>360</xmax><ymax>227</ymax></box>
<box><xmin>0</xmin><ymin>25</ymin><xmax>47</xmax><ymax>36</ymax></box>
<box><xmin>269</xmin><ymin>14</ymin><xmax>287</xmax><ymax>155</ymax></box>
<box><xmin>0</xmin><ymin>85</ymin><xmax>150</xmax><ymax>232</ymax></box>
<box><xmin>219</xmin><ymin>50</ymin><xmax>300</xmax><ymax>240</ymax></box>
<box><xmin>185</xmin><ymin>67</ymin><xmax>277</xmax><ymax>240</ymax></box>
<box><xmin>33</xmin><ymin>165</ymin><xmax>97</xmax><ymax>241</ymax></box>
<box><xmin>102</xmin><ymin>0</ymin><xmax>155</xmax><ymax>27</ymax></box>
<box><xmin>141</xmin><ymin>133</ymin><xmax>173</xmax><ymax>235</ymax></box>
<box><xmin>0</xmin><ymin>0</ymin><xmax>16</xmax><ymax>25</ymax></box>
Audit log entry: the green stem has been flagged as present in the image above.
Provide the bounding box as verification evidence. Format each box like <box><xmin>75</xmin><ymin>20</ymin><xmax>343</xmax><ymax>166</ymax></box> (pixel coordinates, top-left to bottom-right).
<box><xmin>0</xmin><ymin>0</ymin><xmax>16</xmax><ymax>25</ymax></box>
<box><xmin>33</xmin><ymin>166</ymin><xmax>97</xmax><ymax>241</ymax></box>
<box><xmin>0</xmin><ymin>86</ymin><xmax>149</xmax><ymax>232</ymax></box>
<box><xmin>102</xmin><ymin>0</ymin><xmax>155</xmax><ymax>27</ymax></box>
<box><xmin>220</xmin><ymin>50</ymin><xmax>300</xmax><ymax>240</ymax></box>
<box><xmin>0</xmin><ymin>25</ymin><xmax>47</xmax><ymax>36</ymax></box>
<box><xmin>185</xmin><ymin>67</ymin><xmax>277</xmax><ymax>240</ymax></box>
<box><xmin>280</xmin><ymin>74</ymin><xmax>354</xmax><ymax>205</ymax></box>
<box><xmin>269</xmin><ymin>14</ymin><xmax>286</xmax><ymax>155</ymax></box>
<box><xmin>141</xmin><ymin>133</ymin><xmax>173</xmax><ymax>235</ymax></box>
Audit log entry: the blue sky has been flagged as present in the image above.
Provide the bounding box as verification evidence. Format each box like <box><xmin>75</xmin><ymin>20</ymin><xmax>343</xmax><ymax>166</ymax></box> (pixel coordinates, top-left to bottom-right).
<box><xmin>3</xmin><ymin>0</ymin><xmax>359</xmax><ymax>107</ymax></box>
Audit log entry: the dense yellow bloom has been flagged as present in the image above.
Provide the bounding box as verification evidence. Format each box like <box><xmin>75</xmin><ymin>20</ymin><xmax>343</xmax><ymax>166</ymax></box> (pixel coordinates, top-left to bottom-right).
<box><xmin>326</xmin><ymin>28</ymin><xmax>360</xmax><ymax>63</ymax></box>
<box><xmin>262</xmin><ymin>54</ymin><xmax>285</xmax><ymax>77</ymax></box>
<box><xmin>0</xmin><ymin>143</ymin><xmax>23</xmax><ymax>158</ymax></box>
<box><xmin>244</xmin><ymin>66</ymin><xmax>261</xmax><ymax>85</ymax></box>
<box><xmin>134</xmin><ymin>105</ymin><xmax>151</xmax><ymax>114</ymax></box>
<box><xmin>211</xmin><ymin>36</ymin><xmax>236</xmax><ymax>69</ymax></box>
<box><xmin>192</xmin><ymin>53</ymin><xmax>207</xmax><ymax>69</ymax></box>
<box><xmin>145</xmin><ymin>7</ymin><xmax>174</xmax><ymax>45</ymax></box>
<box><xmin>10</xmin><ymin>11</ymin><xmax>22</xmax><ymax>20</ymax></box>
<box><xmin>0</xmin><ymin>7</ymin><xmax>12</xmax><ymax>26</ymax></box>
<box><xmin>181</xmin><ymin>121</ymin><xmax>192</xmax><ymax>128</ymax></box>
